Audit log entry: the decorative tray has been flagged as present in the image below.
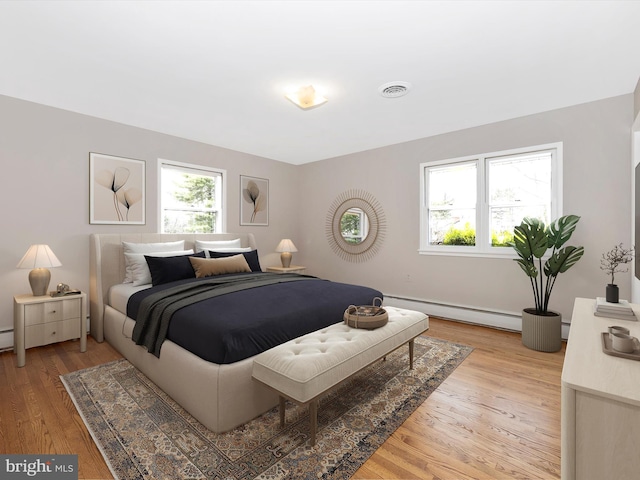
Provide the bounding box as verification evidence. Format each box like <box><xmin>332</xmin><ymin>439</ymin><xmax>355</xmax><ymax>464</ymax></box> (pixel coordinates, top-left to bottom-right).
<box><xmin>601</xmin><ymin>332</ymin><xmax>640</xmax><ymax>361</ymax></box>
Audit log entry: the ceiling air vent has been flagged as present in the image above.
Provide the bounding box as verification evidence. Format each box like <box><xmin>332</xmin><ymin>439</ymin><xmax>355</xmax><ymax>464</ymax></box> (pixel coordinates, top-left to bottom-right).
<box><xmin>378</xmin><ymin>81</ymin><xmax>411</xmax><ymax>98</ymax></box>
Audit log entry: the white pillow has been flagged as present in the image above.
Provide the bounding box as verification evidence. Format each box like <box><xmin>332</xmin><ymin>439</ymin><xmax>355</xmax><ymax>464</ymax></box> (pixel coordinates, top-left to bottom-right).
<box><xmin>125</xmin><ymin>249</ymin><xmax>194</xmax><ymax>286</ymax></box>
<box><xmin>194</xmin><ymin>238</ymin><xmax>242</xmax><ymax>253</ymax></box>
<box><xmin>208</xmin><ymin>247</ymin><xmax>251</xmax><ymax>253</ymax></box>
<box><xmin>122</xmin><ymin>240</ymin><xmax>185</xmax><ymax>283</ymax></box>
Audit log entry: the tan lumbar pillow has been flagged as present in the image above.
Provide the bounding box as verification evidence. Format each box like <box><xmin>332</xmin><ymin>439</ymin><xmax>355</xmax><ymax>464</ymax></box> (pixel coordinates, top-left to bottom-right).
<box><xmin>189</xmin><ymin>255</ymin><xmax>251</xmax><ymax>278</ymax></box>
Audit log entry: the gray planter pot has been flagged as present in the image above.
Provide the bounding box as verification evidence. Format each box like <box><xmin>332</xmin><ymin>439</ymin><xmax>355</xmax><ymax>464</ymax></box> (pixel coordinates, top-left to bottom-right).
<box><xmin>521</xmin><ymin>308</ymin><xmax>562</xmax><ymax>352</ymax></box>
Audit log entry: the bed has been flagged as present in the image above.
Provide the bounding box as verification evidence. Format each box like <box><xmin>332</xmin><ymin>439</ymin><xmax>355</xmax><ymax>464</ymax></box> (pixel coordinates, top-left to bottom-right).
<box><xmin>89</xmin><ymin>233</ymin><xmax>382</xmax><ymax>433</ymax></box>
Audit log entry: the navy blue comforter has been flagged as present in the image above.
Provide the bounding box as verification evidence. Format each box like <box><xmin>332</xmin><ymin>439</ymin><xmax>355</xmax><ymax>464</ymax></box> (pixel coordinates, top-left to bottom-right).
<box><xmin>127</xmin><ymin>273</ymin><xmax>382</xmax><ymax>364</ymax></box>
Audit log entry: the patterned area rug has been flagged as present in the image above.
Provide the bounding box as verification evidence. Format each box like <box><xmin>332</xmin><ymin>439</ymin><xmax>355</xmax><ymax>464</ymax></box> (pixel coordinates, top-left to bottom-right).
<box><xmin>61</xmin><ymin>336</ymin><xmax>472</xmax><ymax>480</ymax></box>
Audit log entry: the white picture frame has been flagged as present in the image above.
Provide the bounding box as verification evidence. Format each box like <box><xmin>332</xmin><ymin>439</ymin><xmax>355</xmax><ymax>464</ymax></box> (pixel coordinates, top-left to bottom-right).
<box><xmin>89</xmin><ymin>152</ymin><xmax>146</xmax><ymax>224</ymax></box>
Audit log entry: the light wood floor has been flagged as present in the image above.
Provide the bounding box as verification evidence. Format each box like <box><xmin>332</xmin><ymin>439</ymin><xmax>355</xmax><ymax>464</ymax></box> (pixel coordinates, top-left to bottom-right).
<box><xmin>0</xmin><ymin>318</ymin><xmax>564</xmax><ymax>479</ymax></box>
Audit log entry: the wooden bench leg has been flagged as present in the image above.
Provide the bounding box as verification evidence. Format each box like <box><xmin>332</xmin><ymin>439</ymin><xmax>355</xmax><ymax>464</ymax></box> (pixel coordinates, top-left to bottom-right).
<box><xmin>279</xmin><ymin>396</ymin><xmax>286</xmax><ymax>427</ymax></box>
<box><xmin>309</xmin><ymin>399</ymin><xmax>318</xmax><ymax>446</ymax></box>
<box><xmin>279</xmin><ymin>395</ymin><xmax>318</xmax><ymax>446</ymax></box>
<box><xmin>409</xmin><ymin>339</ymin><xmax>415</xmax><ymax>370</ymax></box>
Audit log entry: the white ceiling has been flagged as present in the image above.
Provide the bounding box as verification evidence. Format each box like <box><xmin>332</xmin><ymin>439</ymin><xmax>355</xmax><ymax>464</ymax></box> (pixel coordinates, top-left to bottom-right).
<box><xmin>1</xmin><ymin>1</ymin><xmax>640</xmax><ymax>165</ymax></box>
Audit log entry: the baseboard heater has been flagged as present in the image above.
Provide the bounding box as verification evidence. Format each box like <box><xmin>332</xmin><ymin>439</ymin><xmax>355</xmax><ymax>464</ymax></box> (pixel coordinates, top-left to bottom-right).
<box><xmin>0</xmin><ymin>327</ymin><xmax>14</xmax><ymax>352</ymax></box>
<box><xmin>383</xmin><ymin>294</ymin><xmax>570</xmax><ymax>340</ymax></box>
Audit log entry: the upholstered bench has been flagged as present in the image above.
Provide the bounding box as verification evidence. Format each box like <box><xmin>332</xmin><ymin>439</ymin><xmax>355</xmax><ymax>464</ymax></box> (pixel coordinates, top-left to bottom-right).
<box><xmin>251</xmin><ymin>306</ymin><xmax>429</xmax><ymax>445</ymax></box>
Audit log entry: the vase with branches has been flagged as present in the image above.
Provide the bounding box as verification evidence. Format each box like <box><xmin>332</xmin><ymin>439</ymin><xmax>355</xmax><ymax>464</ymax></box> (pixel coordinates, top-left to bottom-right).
<box><xmin>600</xmin><ymin>243</ymin><xmax>635</xmax><ymax>303</ymax></box>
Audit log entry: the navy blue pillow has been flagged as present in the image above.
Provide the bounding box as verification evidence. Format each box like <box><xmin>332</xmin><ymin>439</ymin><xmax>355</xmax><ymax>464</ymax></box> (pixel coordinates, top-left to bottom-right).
<box><xmin>145</xmin><ymin>251</ymin><xmax>206</xmax><ymax>286</ymax></box>
<box><xmin>208</xmin><ymin>249</ymin><xmax>262</xmax><ymax>272</ymax></box>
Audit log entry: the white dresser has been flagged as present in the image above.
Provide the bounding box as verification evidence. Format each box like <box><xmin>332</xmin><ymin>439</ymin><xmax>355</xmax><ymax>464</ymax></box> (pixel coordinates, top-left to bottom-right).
<box><xmin>561</xmin><ymin>297</ymin><xmax>640</xmax><ymax>480</ymax></box>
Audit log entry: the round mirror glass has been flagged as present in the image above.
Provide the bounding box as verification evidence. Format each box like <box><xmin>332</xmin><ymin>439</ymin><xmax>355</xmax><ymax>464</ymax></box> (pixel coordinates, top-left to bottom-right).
<box><xmin>340</xmin><ymin>208</ymin><xmax>369</xmax><ymax>244</ymax></box>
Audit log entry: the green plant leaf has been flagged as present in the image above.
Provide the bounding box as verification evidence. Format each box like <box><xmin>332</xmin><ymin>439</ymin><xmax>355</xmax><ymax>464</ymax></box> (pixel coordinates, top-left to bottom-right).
<box><xmin>513</xmin><ymin>219</ymin><xmax>547</xmax><ymax>259</ymax></box>
<box><xmin>514</xmin><ymin>258</ymin><xmax>538</xmax><ymax>277</ymax></box>
<box><xmin>544</xmin><ymin>246</ymin><xmax>585</xmax><ymax>277</ymax></box>
<box><xmin>547</xmin><ymin>215</ymin><xmax>581</xmax><ymax>249</ymax></box>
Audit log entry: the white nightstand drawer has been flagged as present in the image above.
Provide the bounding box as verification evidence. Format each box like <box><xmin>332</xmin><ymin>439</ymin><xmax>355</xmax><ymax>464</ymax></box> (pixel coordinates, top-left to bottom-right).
<box><xmin>25</xmin><ymin>302</ymin><xmax>63</xmax><ymax>325</ymax></box>
<box><xmin>61</xmin><ymin>297</ymin><xmax>82</xmax><ymax>318</ymax></box>
<box><xmin>25</xmin><ymin>318</ymin><xmax>81</xmax><ymax>349</ymax></box>
<box><xmin>24</xmin><ymin>297</ymin><xmax>81</xmax><ymax>326</ymax></box>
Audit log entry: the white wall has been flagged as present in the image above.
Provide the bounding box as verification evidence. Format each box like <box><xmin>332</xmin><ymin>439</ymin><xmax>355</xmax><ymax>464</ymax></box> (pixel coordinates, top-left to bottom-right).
<box><xmin>297</xmin><ymin>94</ymin><xmax>634</xmax><ymax>327</ymax></box>
<box><xmin>0</xmin><ymin>94</ymin><xmax>299</xmax><ymax>345</ymax></box>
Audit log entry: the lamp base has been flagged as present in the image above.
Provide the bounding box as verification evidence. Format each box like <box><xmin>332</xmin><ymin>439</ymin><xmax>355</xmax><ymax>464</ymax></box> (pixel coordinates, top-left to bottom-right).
<box><xmin>29</xmin><ymin>268</ymin><xmax>51</xmax><ymax>296</ymax></box>
<box><xmin>280</xmin><ymin>252</ymin><xmax>292</xmax><ymax>268</ymax></box>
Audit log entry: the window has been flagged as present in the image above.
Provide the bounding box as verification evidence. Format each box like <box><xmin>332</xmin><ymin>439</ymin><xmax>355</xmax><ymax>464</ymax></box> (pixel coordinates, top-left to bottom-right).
<box><xmin>420</xmin><ymin>143</ymin><xmax>562</xmax><ymax>257</ymax></box>
<box><xmin>427</xmin><ymin>161</ymin><xmax>477</xmax><ymax>246</ymax></box>
<box><xmin>340</xmin><ymin>207</ymin><xmax>370</xmax><ymax>244</ymax></box>
<box><xmin>159</xmin><ymin>159</ymin><xmax>226</xmax><ymax>233</ymax></box>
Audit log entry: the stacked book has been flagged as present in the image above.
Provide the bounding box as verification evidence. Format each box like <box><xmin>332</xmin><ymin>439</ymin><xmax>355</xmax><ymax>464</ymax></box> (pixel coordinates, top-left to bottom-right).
<box><xmin>594</xmin><ymin>297</ymin><xmax>637</xmax><ymax>321</ymax></box>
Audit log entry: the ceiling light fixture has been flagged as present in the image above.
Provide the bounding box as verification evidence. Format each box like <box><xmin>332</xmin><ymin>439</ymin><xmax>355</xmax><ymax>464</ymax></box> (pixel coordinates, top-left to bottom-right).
<box><xmin>285</xmin><ymin>85</ymin><xmax>328</xmax><ymax>110</ymax></box>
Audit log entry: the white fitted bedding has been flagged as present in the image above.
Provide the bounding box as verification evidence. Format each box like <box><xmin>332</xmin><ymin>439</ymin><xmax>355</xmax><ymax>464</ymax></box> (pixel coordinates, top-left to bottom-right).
<box><xmin>108</xmin><ymin>283</ymin><xmax>149</xmax><ymax>315</ymax></box>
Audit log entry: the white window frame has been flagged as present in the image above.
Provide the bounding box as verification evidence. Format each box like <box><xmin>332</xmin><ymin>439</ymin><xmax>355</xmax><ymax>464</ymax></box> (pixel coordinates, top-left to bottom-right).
<box><xmin>419</xmin><ymin>142</ymin><xmax>563</xmax><ymax>258</ymax></box>
<box><xmin>158</xmin><ymin>159</ymin><xmax>227</xmax><ymax>233</ymax></box>
<box><xmin>341</xmin><ymin>207</ymin><xmax>370</xmax><ymax>244</ymax></box>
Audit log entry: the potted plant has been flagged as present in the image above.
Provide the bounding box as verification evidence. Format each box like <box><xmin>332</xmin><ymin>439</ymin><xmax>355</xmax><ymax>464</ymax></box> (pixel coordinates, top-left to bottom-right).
<box><xmin>600</xmin><ymin>243</ymin><xmax>634</xmax><ymax>303</ymax></box>
<box><xmin>512</xmin><ymin>215</ymin><xmax>584</xmax><ymax>352</ymax></box>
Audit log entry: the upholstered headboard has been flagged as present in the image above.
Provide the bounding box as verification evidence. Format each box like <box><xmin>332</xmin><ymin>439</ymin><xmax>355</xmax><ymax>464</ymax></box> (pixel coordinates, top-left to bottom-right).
<box><xmin>89</xmin><ymin>233</ymin><xmax>257</xmax><ymax>342</ymax></box>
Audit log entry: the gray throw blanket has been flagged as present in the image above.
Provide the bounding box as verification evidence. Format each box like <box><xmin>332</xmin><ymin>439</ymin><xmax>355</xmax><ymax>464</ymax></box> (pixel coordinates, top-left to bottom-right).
<box><xmin>132</xmin><ymin>272</ymin><xmax>316</xmax><ymax>357</ymax></box>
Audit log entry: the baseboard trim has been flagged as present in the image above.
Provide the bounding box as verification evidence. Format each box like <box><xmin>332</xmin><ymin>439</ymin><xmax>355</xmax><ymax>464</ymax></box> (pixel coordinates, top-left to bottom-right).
<box><xmin>383</xmin><ymin>294</ymin><xmax>570</xmax><ymax>340</ymax></box>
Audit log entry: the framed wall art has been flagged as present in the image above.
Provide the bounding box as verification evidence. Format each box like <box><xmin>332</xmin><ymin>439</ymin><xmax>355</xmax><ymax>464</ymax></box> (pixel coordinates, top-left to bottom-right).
<box><xmin>89</xmin><ymin>152</ymin><xmax>146</xmax><ymax>224</ymax></box>
<box><xmin>240</xmin><ymin>175</ymin><xmax>268</xmax><ymax>226</ymax></box>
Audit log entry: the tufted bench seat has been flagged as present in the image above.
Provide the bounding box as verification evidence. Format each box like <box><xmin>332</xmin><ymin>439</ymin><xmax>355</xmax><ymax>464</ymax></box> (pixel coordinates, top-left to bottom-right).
<box><xmin>252</xmin><ymin>306</ymin><xmax>429</xmax><ymax>445</ymax></box>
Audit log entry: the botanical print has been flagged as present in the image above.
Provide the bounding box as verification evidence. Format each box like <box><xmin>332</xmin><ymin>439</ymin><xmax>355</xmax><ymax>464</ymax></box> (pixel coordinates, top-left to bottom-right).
<box><xmin>240</xmin><ymin>175</ymin><xmax>268</xmax><ymax>225</ymax></box>
<box><xmin>90</xmin><ymin>153</ymin><xmax>145</xmax><ymax>224</ymax></box>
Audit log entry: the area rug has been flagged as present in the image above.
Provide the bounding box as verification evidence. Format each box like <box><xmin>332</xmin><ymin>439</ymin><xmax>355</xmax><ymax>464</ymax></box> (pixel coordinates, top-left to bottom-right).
<box><xmin>61</xmin><ymin>336</ymin><xmax>472</xmax><ymax>480</ymax></box>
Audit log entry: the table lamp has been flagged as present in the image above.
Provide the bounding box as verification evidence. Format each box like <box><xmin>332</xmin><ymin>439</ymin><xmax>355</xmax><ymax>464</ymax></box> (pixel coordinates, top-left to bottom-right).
<box><xmin>276</xmin><ymin>239</ymin><xmax>298</xmax><ymax>268</ymax></box>
<box><xmin>17</xmin><ymin>244</ymin><xmax>62</xmax><ymax>296</ymax></box>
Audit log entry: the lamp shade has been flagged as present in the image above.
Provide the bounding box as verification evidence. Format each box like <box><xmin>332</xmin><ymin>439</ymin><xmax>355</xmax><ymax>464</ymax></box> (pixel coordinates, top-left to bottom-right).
<box><xmin>275</xmin><ymin>239</ymin><xmax>298</xmax><ymax>253</ymax></box>
<box><xmin>17</xmin><ymin>244</ymin><xmax>62</xmax><ymax>269</ymax></box>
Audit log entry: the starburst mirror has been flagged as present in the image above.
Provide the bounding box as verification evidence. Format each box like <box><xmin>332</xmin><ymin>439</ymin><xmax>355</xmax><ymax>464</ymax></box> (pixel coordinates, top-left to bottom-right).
<box><xmin>326</xmin><ymin>189</ymin><xmax>386</xmax><ymax>262</ymax></box>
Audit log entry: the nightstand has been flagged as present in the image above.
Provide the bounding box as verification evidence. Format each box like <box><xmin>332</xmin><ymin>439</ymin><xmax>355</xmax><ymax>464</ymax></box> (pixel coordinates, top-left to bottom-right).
<box><xmin>266</xmin><ymin>265</ymin><xmax>306</xmax><ymax>274</ymax></box>
<box><xmin>13</xmin><ymin>292</ymin><xmax>87</xmax><ymax>367</ymax></box>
